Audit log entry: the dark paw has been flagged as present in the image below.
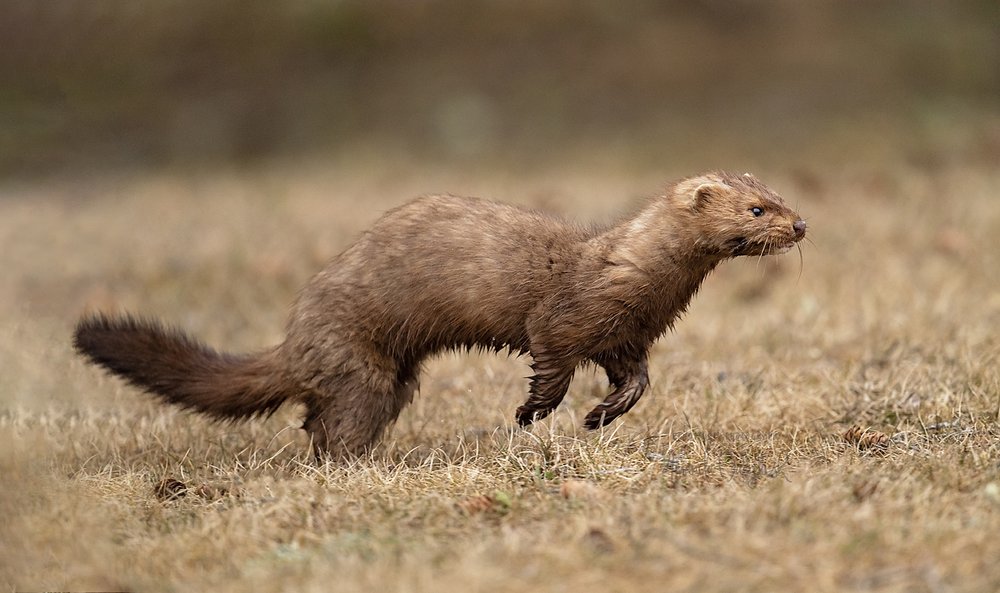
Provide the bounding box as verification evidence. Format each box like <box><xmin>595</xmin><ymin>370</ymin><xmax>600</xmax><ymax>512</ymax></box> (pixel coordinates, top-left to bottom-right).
<box><xmin>583</xmin><ymin>406</ymin><xmax>618</xmax><ymax>430</ymax></box>
<box><xmin>516</xmin><ymin>406</ymin><xmax>552</xmax><ymax>427</ymax></box>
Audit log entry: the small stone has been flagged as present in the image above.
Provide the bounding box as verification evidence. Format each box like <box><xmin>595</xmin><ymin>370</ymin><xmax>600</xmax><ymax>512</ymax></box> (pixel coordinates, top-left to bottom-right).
<box><xmin>582</xmin><ymin>527</ymin><xmax>616</xmax><ymax>554</ymax></box>
<box><xmin>852</xmin><ymin>480</ymin><xmax>878</xmax><ymax>502</ymax></box>
<box><xmin>984</xmin><ymin>482</ymin><xmax>1000</xmax><ymax>505</ymax></box>
<box><xmin>559</xmin><ymin>479</ymin><xmax>604</xmax><ymax>500</ymax></box>
<box><xmin>457</xmin><ymin>495</ymin><xmax>495</xmax><ymax>515</ymax></box>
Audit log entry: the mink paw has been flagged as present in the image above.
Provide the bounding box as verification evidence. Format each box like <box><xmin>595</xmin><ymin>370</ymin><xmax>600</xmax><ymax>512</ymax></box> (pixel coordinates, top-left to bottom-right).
<box><xmin>515</xmin><ymin>406</ymin><xmax>552</xmax><ymax>427</ymax></box>
<box><xmin>583</xmin><ymin>406</ymin><xmax>618</xmax><ymax>430</ymax></box>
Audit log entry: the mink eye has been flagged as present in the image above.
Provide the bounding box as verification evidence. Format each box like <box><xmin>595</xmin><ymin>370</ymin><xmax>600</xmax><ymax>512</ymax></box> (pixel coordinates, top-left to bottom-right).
<box><xmin>750</xmin><ymin>206</ymin><xmax>764</xmax><ymax>217</ymax></box>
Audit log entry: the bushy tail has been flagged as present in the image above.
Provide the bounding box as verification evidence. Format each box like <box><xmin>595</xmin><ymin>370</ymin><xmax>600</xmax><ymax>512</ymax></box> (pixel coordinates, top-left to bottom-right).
<box><xmin>73</xmin><ymin>314</ymin><xmax>293</xmax><ymax>420</ymax></box>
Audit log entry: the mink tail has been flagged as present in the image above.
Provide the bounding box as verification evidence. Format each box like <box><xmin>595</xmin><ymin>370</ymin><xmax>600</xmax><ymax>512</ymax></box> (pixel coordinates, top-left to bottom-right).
<box><xmin>73</xmin><ymin>313</ymin><xmax>294</xmax><ymax>420</ymax></box>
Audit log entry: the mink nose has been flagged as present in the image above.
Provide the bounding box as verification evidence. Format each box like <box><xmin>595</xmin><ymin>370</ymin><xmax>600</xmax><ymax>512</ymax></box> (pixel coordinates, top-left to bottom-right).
<box><xmin>793</xmin><ymin>219</ymin><xmax>807</xmax><ymax>238</ymax></box>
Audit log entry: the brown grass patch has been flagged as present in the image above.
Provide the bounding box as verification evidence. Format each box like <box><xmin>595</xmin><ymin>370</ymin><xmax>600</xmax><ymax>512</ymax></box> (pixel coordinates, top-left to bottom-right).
<box><xmin>2</xmin><ymin>157</ymin><xmax>999</xmax><ymax>592</ymax></box>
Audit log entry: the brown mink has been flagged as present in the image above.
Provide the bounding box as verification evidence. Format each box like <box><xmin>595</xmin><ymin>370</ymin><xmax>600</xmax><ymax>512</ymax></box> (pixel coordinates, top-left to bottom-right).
<box><xmin>74</xmin><ymin>171</ymin><xmax>807</xmax><ymax>459</ymax></box>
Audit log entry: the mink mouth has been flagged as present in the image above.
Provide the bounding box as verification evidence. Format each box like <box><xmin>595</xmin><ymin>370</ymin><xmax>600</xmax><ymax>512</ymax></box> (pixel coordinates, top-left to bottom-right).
<box><xmin>728</xmin><ymin>237</ymin><xmax>797</xmax><ymax>257</ymax></box>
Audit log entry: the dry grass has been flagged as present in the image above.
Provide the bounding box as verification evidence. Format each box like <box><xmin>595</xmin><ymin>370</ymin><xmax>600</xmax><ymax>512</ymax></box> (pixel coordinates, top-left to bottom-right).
<box><xmin>2</xmin><ymin>155</ymin><xmax>999</xmax><ymax>592</ymax></box>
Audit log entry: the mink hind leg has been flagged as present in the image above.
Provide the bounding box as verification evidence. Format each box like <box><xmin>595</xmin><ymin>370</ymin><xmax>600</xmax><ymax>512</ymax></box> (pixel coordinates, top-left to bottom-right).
<box><xmin>302</xmin><ymin>363</ymin><xmax>420</xmax><ymax>460</ymax></box>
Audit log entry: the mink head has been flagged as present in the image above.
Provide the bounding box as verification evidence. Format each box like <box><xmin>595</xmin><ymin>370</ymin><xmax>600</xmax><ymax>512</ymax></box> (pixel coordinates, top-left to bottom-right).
<box><xmin>674</xmin><ymin>171</ymin><xmax>806</xmax><ymax>258</ymax></box>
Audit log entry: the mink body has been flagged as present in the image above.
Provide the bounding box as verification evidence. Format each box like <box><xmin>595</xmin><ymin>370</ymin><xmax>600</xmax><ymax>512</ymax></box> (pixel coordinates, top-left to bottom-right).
<box><xmin>75</xmin><ymin>171</ymin><xmax>807</xmax><ymax>458</ymax></box>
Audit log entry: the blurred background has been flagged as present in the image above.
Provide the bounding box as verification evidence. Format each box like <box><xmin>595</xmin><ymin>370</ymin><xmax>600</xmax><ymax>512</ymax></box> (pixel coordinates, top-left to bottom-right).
<box><xmin>2</xmin><ymin>0</ymin><xmax>998</xmax><ymax>180</ymax></box>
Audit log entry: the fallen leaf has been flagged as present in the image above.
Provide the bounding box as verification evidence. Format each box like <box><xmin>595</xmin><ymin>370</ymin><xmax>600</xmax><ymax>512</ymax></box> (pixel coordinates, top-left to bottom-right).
<box><xmin>154</xmin><ymin>478</ymin><xmax>187</xmax><ymax>501</ymax></box>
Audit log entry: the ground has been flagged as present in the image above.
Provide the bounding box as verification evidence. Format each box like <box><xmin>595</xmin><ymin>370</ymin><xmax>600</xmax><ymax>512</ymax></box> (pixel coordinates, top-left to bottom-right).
<box><xmin>1</xmin><ymin>155</ymin><xmax>998</xmax><ymax>592</ymax></box>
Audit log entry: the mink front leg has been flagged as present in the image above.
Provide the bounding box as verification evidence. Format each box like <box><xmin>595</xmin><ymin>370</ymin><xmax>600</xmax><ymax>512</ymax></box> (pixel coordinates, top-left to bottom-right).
<box><xmin>584</xmin><ymin>352</ymin><xmax>649</xmax><ymax>429</ymax></box>
<box><xmin>515</xmin><ymin>349</ymin><xmax>578</xmax><ymax>427</ymax></box>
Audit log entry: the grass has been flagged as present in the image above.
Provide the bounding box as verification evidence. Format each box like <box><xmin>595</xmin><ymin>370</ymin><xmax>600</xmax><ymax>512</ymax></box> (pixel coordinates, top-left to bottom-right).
<box><xmin>1</xmin><ymin>155</ymin><xmax>999</xmax><ymax>592</ymax></box>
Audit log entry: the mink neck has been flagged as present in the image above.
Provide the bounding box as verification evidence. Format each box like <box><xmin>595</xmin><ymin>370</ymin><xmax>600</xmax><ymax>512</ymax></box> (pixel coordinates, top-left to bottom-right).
<box><xmin>600</xmin><ymin>199</ymin><xmax>726</xmax><ymax>282</ymax></box>
<box><xmin>582</xmin><ymin>199</ymin><xmax>726</xmax><ymax>337</ymax></box>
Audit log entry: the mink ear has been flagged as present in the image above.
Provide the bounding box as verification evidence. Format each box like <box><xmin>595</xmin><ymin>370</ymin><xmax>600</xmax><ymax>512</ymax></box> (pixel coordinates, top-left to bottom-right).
<box><xmin>691</xmin><ymin>183</ymin><xmax>725</xmax><ymax>208</ymax></box>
